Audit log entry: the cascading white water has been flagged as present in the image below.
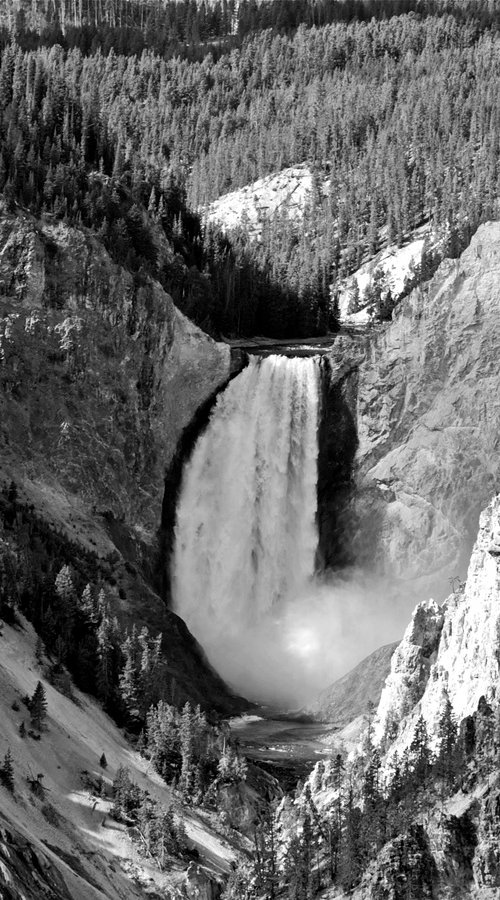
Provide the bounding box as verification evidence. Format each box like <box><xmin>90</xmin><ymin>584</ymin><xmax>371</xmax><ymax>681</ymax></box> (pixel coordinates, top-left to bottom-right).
<box><xmin>172</xmin><ymin>354</ymin><xmax>321</xmax><ymax>703</ymax></box>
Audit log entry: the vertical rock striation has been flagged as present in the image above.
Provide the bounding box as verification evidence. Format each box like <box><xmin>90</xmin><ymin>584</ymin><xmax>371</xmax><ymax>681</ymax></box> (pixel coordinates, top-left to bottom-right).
<box><xmin>324</xmin><ymin>223</ymin><xmax>500</xmax><ymax>594</ymax></box>
<box><xmin>316</xmin><ymin>356</ymin><xmax>359</xmax><ymax>571</ymax></box>
<box><xmin>0</xmin><ymin>208</ymin><xmax>230</xmax><ymax>546</ymax></box>
<box><xmin>375</xmin><ymin>495</ymin><xmax>500</xmax><ymax>755</ymax></box>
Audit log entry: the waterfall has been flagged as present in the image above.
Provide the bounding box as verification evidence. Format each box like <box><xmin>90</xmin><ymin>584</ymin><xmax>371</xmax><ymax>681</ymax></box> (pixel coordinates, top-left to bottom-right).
<box><xmin>172</xmin><ymin>354</ymin><xmax>321</xmax><ymax>703</ymax></box>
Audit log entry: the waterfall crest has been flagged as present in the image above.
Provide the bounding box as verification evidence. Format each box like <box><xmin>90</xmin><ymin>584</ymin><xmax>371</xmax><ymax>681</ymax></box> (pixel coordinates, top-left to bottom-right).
<box><xmin>172</xmin><ymin>354</ymin><xmax>321</xmax><ymax>701</ymax></box>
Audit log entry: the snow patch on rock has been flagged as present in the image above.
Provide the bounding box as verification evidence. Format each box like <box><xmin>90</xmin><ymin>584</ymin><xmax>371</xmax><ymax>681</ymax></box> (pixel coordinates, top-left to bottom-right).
<box><xmin>204</xmin><ymin>165</ymin><xmax>328</xmax><ymax>241</ymax></box>
<box><xmin>339</xmin><ymin>230</ymin><xmax>428</xmax><ymax>321</ymax></box>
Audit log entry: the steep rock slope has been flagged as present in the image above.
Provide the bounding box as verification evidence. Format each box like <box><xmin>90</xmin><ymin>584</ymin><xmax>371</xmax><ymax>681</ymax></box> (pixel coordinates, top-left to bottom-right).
<box><xmin>0</xmin><ymin>205</ymin><xmax>240</xmax><ymax>712</ymax></box>
<box><xmin>0</xmin><ymin>205</ymin><xmax>229</xmax><ymax>540</ymax></box>
<box><xmin>375</xmin><ymin>494</ymin><xmax>500</xmax><ymax>756</ymax></box>
<box><xmin>0</xmin><ymin>620</ymin><xmax>238</xmax><ymax>900</ymax></box>
<box><xmin>308</xmin><ymin>499</ymin><xmax>500</xmax><ymax>900</ymax></box>
<box><xmin>338</xmin><ymin>228</ymin><xmax>428</xmax><ymax>321</ymax></box>
<box><xmin>329</xmin><ymin>222</ymin><xmax>500</xmax><ymax>594</ymax></box>
<box><xmin>307</xmin><ymin>642</ymin><xmax>397</xmax><ymax>726</ymax></box>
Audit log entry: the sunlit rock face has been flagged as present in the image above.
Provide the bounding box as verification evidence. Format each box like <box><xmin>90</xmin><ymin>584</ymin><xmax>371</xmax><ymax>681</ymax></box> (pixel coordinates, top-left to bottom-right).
<box><xmin>372</xmin><ymin>600</ymin><xmax>444</xmax><ymax>745</ymax></box>
<box><xmin>375</xmin><ymin>495</ymin><xmax>500</xmax><ymax>755</ymax></box>
<box><xmin>337</xmin><ymin>222</ymin><xmax>500</xmax><ymax>595</ymax></box>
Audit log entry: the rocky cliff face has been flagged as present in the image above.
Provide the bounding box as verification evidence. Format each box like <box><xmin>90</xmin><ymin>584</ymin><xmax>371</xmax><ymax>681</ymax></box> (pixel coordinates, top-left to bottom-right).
<box><xmin>373</xmin><ymin>600</ymin><xmax>444</xmax><ymax>745</ymax></box>
<box><xmin>307</xmin><ymin>642</ymin><xmax>397</xmax><ymax>726</ymax></box>
<box><xmin>0</xmin><ymin>205</ymin><xmax>230</xmax><ymax>541</ymax></box>
<box><xmin>305</xmin><ymin>496</ymin><xmax>500</xmax><ymax>900</ymax></box>
<box><xmin>375</xmin><ymin>494</ymin><xmax>500</xmax><ymax>756</ymax></box>
<box><xmin>0</xmin><ymin>205</ymin><xmax>241</xmax><ymax>711</ymax></box>
<box><xmin>326</xmin><ymin>223</ymin><xmax>500</xmax><ymax>596</ymax></box>
<box><xmin>316</xmin><ymin>357</ymin><xmax>359</xmax><ymax>572</ymax></box>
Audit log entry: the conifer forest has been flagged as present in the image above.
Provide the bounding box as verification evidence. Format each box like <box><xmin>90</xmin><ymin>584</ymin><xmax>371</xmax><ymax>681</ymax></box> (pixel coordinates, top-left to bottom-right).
<box><xmin>2</xmin><ymin>1</ymin><xmax>500</xmax><ymax>899</ymax></box>
<box><xmin>1</xmin><ymin>0</ymin><xmax>500</xmax><ymax>335</ymax></box>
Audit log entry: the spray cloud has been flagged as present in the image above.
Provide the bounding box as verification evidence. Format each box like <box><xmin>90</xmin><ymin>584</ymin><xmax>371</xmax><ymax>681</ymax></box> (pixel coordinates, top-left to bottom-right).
<box><xmin>172</xmin><ymin>355</ymin><xmax>417</xmax><ymax>707</ymax></box>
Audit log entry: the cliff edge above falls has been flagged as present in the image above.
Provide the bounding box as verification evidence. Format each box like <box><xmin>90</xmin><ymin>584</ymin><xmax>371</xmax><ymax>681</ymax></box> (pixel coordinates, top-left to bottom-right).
<box><xmin>375</xmin><ymin>494</ymin><xmax>500</xmax><ymax>757</ymax></box>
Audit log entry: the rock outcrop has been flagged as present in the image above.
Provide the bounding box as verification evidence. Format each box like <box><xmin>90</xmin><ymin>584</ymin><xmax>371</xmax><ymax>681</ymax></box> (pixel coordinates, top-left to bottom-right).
<box><xmin>0</xmin><ymin>205</ymin><xmax>241</xmax><ymax>711</ymax></box>
<box><xmin>307</xmin><ymin>642</ymin><xmax>398</xmax><ymax>726</ymax></box>
<box><xmin>0</xmin><ymin>206</ymin><xmax>230</xmax><ymax>542</ymax></box>
<box><xmin>474</xmin><ymin>788</ymin><xmax>500</xmax><ymax>891</ymax></box>
<box><xmin>357</xmin><ymin>826</ymin><xmax>436</xmax><ymax>900</ymax></box>
<box><xmin>373</xmin><ymin>601</ymin><xmax>444</xmax><ymax>745</ymax></box>
<box><xmin>375</xmin><ymin>494</ymin><xmax>500</xmax><ymax>756</ymax></box>
<box><xmin>325</xmin><ymin>222</ymin><xmax>500</xmax><ymax>594</ymax></box>
<box><xmin>316</xmin><ymin>357</ymin><xmax>359</xmax><ymax>571</ymax></box>
<box><xmin>205</xmin><ymin>165</ymin><xmax>328</xmax><ymax>242</ymax></box>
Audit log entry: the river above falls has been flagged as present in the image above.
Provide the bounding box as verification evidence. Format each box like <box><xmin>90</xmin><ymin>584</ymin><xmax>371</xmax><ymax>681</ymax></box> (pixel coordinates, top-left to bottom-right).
<box><xmin>225</xmin><ymin>327</ymin><xmax>370</xmax><ymax>358</ymax></box>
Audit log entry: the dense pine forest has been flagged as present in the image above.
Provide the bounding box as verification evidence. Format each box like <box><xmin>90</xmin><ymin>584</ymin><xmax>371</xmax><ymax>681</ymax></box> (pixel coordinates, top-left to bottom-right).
<box><xmin>1</xmin><ymin>0</ymin><xmax>500</xmax><ymax>335</ymax></box>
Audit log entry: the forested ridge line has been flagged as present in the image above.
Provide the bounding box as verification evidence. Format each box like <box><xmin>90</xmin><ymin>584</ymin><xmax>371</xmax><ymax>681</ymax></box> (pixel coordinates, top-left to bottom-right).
<box><xmin>1</xmin><ymin>0</ymin><xmax>499</xmax><ymax>337</ymax></box>
<box><xmin>3</xmin><ymin>0</ymin><xmax>500</xmax><ymax>57</ymax></box>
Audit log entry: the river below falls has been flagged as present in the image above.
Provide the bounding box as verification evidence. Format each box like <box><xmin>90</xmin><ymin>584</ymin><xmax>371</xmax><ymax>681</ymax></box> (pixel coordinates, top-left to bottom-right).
<box><xmin>228</xmin><ymin>713</ymin><xmax>339</xmax><ymax>788</ymax></box>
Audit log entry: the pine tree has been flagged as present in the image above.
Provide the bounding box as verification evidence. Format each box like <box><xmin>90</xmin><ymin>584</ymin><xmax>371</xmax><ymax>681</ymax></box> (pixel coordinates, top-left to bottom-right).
<box><xmin>55</xmin><ymin>565</ymin><xmax>77</xmax><ymax>609</ymax></box>
<box><xmin>119</xmin><ymin>627</ymin><xmax>141</xmax><ymax>719</ymax></box>
<box><xmin>112</xmin><ymin>765</ymin><xmax>142</xmax><ymax>820</ymax></box>
<box><xmin>0</xmin><ymin>748</ymin><xmax>14</xmax><ymax>792</ymax></box>
<box><xmin>100</xmin><ymin>752</ymin><xmax>108</xmax><ymax>768</ymax></box>
<box><xmin>146</xmin><ymin>700</ymin><xmax>181</xmax><ymax>780</ymax></box>
<box><xmin>435</xmin><ymin>694</ymin><xmax>458</xmax><ymax>786</ymax></box>
<box><xmin>410</xmin><ymin>714</ymin><xmax>432</xmax><ymax>789</ymax></box>
<box><xmin>346</xmin><ymin>277</ymin><xmax>361</xmax><ymax>315</ymax></box>
<box><xmin>476</xmin><ymin>695</ymin><xmax>495</xmax><ymax>774</ymax></box>
<box><xmin>96</xmin><ymin>609</ymin><xmax>115</xmax><ymax>705</ymax></box>
<box><xmin>30</xmin><ymin>680</ymin><xmax>48</xmax><ymax>731</ymax></box>
<box><xmin>80</xmin><ymin>583</ymin><xmax>97</xmax><ymax>623</ymax></box>
<box><xmin>54</xmin><ymin>564</ymin><xmax>77</xmax><ymax>653</ymax></box>
<box><xmin>338</xmin><ymin>786</ymin><xmax>364</xmax><ymax>892</ymax></box>
<box><xmin>179</xmin><ymin>702</ymin><xmax>195</xmax><ymax>801</ymax></box>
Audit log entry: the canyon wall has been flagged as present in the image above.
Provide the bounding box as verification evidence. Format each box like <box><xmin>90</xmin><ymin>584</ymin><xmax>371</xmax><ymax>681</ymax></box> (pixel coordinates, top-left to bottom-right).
<box><xmin>375</xmin><ymin>493</ymin><xmax>500</xmax><ymax>756</ymax></box>
<box><xmin>0</xmin><ymin>205</ymin><xmax>240</xmax><ymax>711</ymax></box>
<box><xmin>0</xmin><ymin>205</ymin><xmax>230</xmax><ymax>543</ymax></box>
<box><xmin>327</xmin><ymin>222</ymin><xmax>500</xmax><ymax>596</ymax></box>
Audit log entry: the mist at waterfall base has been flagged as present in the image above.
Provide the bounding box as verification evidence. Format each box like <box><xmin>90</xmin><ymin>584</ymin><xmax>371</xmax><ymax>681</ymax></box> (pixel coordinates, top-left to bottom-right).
<box><xmin>184</xmin><ymin>570</ymin><xmax>409</xmax><ymax>707</ymax></box>
<box><xmin>171</xmin><ymin>355</ymin><xmax>409</xmax><ymax>707</ymax></box>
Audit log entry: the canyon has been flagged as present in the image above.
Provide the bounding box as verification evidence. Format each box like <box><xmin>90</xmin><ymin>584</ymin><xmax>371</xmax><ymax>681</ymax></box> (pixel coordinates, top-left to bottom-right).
<box><xmin>3</xmin><ymin>207</ymin><xmax>500</xmax><ymax>700</ymax></box>
<box><xmin>3</xmin><ymin>205</ymin><xmax>500</xmax><ymax>898</ymax></box>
